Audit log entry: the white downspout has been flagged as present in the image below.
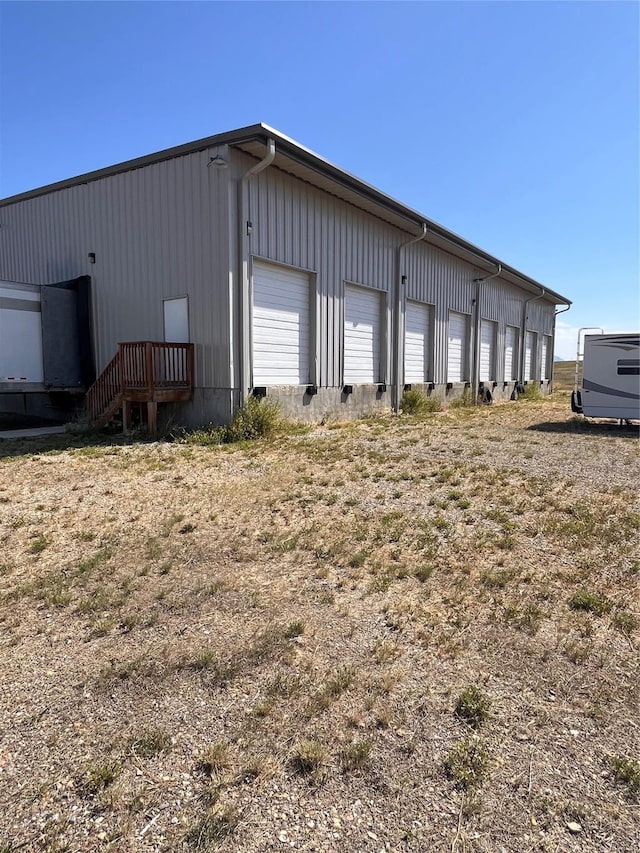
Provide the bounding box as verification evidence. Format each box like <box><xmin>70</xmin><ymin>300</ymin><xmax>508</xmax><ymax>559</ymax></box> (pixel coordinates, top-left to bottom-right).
<box><xmin>471</xmin><ymin>264</ymin><xmax>501</xmax><ymax>402</ymax></box>
<box><xmin>238</xmin><ymin>139</ymin><xmax>276</xmax><ymax>406</ymax></box>
<box><xmin>394</xmin><ymin>223</ymin><xmax>427</xmax><ymax>411</ymax></box>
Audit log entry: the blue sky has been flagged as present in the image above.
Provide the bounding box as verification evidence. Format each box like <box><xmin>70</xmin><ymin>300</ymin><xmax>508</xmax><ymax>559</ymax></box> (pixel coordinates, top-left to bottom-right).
<box><xmin>1</xmin><ymin>0</ymin><xmax>638</xmax><ymax>358</ymax></box>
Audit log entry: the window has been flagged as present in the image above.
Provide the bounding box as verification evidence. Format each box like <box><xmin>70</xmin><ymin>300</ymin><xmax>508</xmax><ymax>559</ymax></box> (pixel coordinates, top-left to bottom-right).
<box><xmin>163</xmin><ymin>297</ymin><xmax>189</xmax><ymax>343</ymax></box>
<box><xmin>618</xmin><ymin>359</ymin><xmax>640</xmax><ymax>376</ymax></box>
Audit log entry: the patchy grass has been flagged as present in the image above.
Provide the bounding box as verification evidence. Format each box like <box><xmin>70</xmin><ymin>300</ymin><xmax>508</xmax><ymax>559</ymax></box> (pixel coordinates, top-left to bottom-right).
<box><xmin>0</xmin><ymin>396</ymin><xmax>638</xmax><ymax>852</ymax></box>
<box><xmin>569</xmin><ymin>589</ymin><xmax>614</xmax><ymax>616</ymax></box>
<box><xmin>608</xmin><ymin>755</ymin><xmax>640</xmax><ymax>799</ymax></box>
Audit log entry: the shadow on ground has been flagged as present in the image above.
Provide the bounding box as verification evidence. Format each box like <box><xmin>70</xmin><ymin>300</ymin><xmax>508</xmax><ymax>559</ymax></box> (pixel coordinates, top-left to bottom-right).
<box><xmin>527</xmin><ymin>418</ymin><xmax>639</xmax><ymax>438</ymax></box>
<box><xmin>0</xmin><ymin>430</ymin><xmax>155</xmax><ymax>460</ymax></box>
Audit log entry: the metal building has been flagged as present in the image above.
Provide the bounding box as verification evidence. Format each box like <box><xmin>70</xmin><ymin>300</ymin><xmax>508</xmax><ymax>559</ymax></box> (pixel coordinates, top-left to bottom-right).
<box><xmin>0</xmin><ymin>123</ymin><xmax>571</xmax><ymax>426</ymax></box>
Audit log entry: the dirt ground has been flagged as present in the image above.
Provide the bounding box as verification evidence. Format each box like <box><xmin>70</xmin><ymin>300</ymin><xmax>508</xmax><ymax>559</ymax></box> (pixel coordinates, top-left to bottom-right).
<box><xmin>0</xmin><ymin>393</ymin><xmax>638</xmax><ymax>853</ymax></box>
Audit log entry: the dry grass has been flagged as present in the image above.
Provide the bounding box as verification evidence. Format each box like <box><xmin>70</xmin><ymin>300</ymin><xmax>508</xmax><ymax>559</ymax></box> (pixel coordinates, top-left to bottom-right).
<box><xmin>553</xmin><ymin>360</ymin><xmax>580</xmax><ymax>390</ymax></box>
<box><xmin>0</xmin><ymin>394</ymin><xmax>638</xmax><ymax>852</ymax></box>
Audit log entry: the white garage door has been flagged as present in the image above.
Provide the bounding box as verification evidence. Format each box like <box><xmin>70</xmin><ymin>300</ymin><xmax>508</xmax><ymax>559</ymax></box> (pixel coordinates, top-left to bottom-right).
<box><xmin>524</xmin><ymin>331</ymin><xmax>535</xmax><ymax>381</ymax></box>
<box><xmin>541</xmin><ymin>336</ymin><xmax>550</xmax><ymax>380</ymax></box>
<box><xmin>344</xmin><ymin>284</ymin><xmax>383</xmax><ymax>384</ymax></box>
<box><xmin>447</xmin><ymin>311</ymin><xmax>468</xmax><ymax>383</ymax></box>
<box><xmin>252</xmin><ymin>261</ymin><xmax>310</xmax><ymax>385</ymax></box>
<box><xmin>404</xmin><ymin>301</ymin><xmax>431</xmax><ymax>383</ymax></box>
<box><xmin>504</xmin><ymin>325</ymin><xmax>518</xmax><ymax>381</ymax></box>
<box><xmin>479</xmin><ymin>320</ymin><xmax>496</xmax><ymax>382</ymax></box>
<box><xmin>0</xmin><ymin>284</ymin><xmax>43</xmax><ymax>382</ymax></box>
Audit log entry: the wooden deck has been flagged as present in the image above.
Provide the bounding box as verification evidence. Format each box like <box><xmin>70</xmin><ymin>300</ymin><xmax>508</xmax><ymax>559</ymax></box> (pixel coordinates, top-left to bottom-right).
<box><xmin>86</xmin><ymin>342</ymin><xmax>194</xmax><ymax>437</ymax></box>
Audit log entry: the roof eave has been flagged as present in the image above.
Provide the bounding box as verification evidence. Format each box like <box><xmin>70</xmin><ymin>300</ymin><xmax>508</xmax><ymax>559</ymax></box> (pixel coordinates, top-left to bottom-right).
<box><xmin>0</xmin><ymin>122</ymin><xmax>571</xmax><ymax>305</ymax></box>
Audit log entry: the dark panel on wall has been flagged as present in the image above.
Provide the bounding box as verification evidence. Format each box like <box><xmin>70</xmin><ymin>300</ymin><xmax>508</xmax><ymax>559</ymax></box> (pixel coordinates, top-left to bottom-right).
<box><xmin>41</xmin><ymin>276</ymin><xmax>94</xmax><ymax>388</ymax></box>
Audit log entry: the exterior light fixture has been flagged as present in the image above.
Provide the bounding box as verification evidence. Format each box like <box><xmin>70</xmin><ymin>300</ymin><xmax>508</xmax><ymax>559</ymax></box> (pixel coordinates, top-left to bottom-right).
<box><xmin>207</xmin><ymin>153</ymin><xmax>227</xmax><ymax>169</ymax></box>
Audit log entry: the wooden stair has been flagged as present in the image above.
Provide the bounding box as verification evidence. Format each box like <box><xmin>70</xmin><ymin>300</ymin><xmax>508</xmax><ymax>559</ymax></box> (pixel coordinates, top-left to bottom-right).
<box><xmin>86</xmin><ymin>341</ymin><xmax>194</xmax><ymax>437</ymax></box>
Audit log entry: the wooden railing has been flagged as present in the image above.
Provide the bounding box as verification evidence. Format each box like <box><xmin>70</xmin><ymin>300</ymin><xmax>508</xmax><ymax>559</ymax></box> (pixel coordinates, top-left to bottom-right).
<box><xmin>85</xmin><ymin>351</ymin><xmax>121</xmax><ymax>424</ymax></box>
<box><xmin>119</xmin><ymin>342</ymin><xmax>194</xmax><ymax>391</ymax></box>
<box><xmin>86</xmin><ymin>341</ymin><xmax>195</xmax><ymax>426</ymax></box>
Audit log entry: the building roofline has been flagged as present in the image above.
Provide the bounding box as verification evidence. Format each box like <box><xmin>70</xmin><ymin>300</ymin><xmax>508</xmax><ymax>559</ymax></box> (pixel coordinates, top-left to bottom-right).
<box><xmin>0</xmin><ymin>122</ymin><xmax>571</xmax><ymax>305</ymax></box>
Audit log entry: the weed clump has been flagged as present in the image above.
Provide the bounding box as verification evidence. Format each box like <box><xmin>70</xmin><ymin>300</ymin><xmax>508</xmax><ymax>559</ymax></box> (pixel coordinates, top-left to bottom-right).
<box><xmin>520</xmin><ymin>383</ymin><xmax>543</xmax><ymax>401</ymax></box>
<box><xmin>127</xmin><ymin>728</ymin><xmax>171</xmax><ymax>758</ymax></box>
<box><xmin>82</xmin><ymin>760</ymin><xmax>120</xmax><ymax>795</ymax></box>
<box><xmin>569</xmin><ymin>589</ymin><xmax>613</xmax><ymax>617</ymax></box>
<box><xmin>608</xmin><ymin>755</ymin><xmax>640</xmax><ymax>798</ymax></box>
<box><xmin>400</xmin><ymin>389</ymin><xmax>441</xmax><ymax>415</ymax></box>
<box><xmin>291</xmin><ymin>738</ymin><xmax>327</xmax><ymax>776</ymax></box>
<box><xmin>185</xmin><ymin>809</ymin><xmax>237</xmax><ymax>849</ymax></box>
<box><xmin>450</xmin><ymin>389</ymin><xmax>474</xmax><ymax>409</ymax></box>
<box><xmin>185</xmin><ymin>397</ymin><xmax>284</xmax><ymax>446</ymax></box>
<box><xmin>444</xmin><ymin>736</ymin><xmax>490</xmax><ymax>790</ymax></box>
<box><xmin>454</xmin><ymin>686</ymin><xmax>491</xmax><ymax>728</ymax></box>
<box><xmin>340</xmin><ymin>740</ymin><xmax>372</xmax><ymax>772</ymax></box>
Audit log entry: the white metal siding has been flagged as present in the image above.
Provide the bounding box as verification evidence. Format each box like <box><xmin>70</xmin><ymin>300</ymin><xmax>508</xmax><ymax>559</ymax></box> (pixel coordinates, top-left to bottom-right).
<box><xmin>252</xmin><ymin>261</ymin><xmax>310</xmax><ymax>385</ymax></box>
<box><xmin>404</xmin><ymin>301</ymin><xmax>431</xmax><ymax>383</ymax></box>
<box><xmin>504</xmin><ymin>325</ymin><xmax>518</xmax><ymax>381</ymax></box>
<box><xmin>541</xmin><ymin>336</ymin><xmax>550</xmax><ymax>380</ymax></box>
<box><xmin>479</xmin><ymin>319</ymin><xmax>496</xmax><ymax>382</ymax></box>
<box><xmin>524</xmin><ymin>331</ymin><xmax>535</xmax><ymax>381</ymax></box>
<box><xmin>447</xmin><ymin>311</ymin><xmax>468</xmax><ymax>383</ymax></box>
<box><xmin>344</xmin><ymin>284</ymin><xmax>382</xmax><ymax>383</ymax></box>
<box><xmin>0</xmin><ymin>151</ymin><xmax>233</xmax><ymax>389</ymax></box>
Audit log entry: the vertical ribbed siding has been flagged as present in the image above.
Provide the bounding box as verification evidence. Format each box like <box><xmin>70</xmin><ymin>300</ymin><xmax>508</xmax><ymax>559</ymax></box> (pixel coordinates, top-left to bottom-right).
<box><xmin>0</xmin><ymin>151</ymin><xmax>232</xmax><ymax>388</ymax></box>
<box><xmin>402</xmin><ymin>243</ymin><xmax>474</xmax><ymax>383</ymax></box>
<box><xmin>245</xmin><ymin>156</ymin><xmax>398</xmax><ymax>387</ymax></box>
<box><xmin>2</xmin><ymin>144</ymin><xmax>563</xmax><ymax>401</ymax></box>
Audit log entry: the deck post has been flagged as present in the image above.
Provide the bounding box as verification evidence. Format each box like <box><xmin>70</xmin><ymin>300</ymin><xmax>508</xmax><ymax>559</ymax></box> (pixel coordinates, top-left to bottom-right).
<box><xmin>145</xmin><ymin>341</ymin><xmax>154</xmax><ymax>392</ymax></box>
<box><xmin>122</xmin><ymin>400</ymin><xmax>131</xmax><ymax>435</ymax></box>
<box><xmin>147</xmin><ymin>401</ymin><xmax>158</xmax><ymax>439</ymax></box>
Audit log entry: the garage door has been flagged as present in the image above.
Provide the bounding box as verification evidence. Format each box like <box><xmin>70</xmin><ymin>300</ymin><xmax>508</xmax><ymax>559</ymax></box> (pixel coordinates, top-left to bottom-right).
<box><xmin>479</xmin><ymin>320</ymin><xmax>496</xmax><ymax>382</ymax></box>
<box><xmin>344</xmin><ymin>284</ymin><xmax>383</xmax><ymax>384</ymax></box>
<box><xmin>252</xmin><ymin>261</ymin><xmax>310</xmax><ymax>385</ymax></box>
<box><xmin>524</xmin><ymin>331</ymin><xmax>535</xmax><ymax>381</ymax></box>
<box><xmin>504</xmin><ymin>326</ymin><xmax>518</xmax><ymax>381</ymax></box>
<box><xmin>447</xmin><ymin>311</ymin><xmax>468</xmax><ymax>383</ymax></box>
<box><xmin>405</xmin><ymin>301</ymin><xmax>431</xmax><ymax>383</ymax></box>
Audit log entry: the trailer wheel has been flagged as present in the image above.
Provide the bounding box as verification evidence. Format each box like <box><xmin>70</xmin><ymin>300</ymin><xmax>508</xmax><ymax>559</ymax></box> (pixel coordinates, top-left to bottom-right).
<box><xmin>571</xmin><ymin>390</ymin><xmax>583</xmax><ymax>414</ymax></box>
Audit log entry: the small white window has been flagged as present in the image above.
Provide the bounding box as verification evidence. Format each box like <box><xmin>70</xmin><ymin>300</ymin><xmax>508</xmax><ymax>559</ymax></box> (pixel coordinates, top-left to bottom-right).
<box><xmin>163</xmin><ymin>297</ymin><xmax>189</xmax><ymax>343</ymax></box>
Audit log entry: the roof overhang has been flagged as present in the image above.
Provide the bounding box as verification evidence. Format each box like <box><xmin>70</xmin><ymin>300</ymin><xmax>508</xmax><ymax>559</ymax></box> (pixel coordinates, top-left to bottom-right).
<box><xmin>0</xmin><ymin>122</ymin><xmax>571</xmax><ymax>306</ymax></box>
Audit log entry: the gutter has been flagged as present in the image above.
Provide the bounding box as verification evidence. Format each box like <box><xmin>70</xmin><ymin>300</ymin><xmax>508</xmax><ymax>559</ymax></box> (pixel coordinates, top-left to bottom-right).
<box><xmin>394</xmin><ymin>224</ymin><xmax>428</xmax><ymax>411</ymax></box>
<box><xmin>0</xmin><ymin>121</ymin><xmax>571</xmax><ymax>308</ymax></box>
<box><xmin>238</xmin><ymin>138</ymin><xmax>276</xmax><ymax>406</ymax></box>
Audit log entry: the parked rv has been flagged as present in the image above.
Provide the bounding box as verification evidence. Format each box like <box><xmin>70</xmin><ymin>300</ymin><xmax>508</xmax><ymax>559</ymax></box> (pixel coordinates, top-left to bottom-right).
<box><xmin>571</xmin><ymin>333</ymin><xmax>640</xmax><ymax>421</ymax></box>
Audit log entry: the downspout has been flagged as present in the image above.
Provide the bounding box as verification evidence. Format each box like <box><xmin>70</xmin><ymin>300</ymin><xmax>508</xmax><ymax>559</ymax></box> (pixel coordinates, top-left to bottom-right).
<box><xmin>238</xmin><ymin>138</ymin><xmax>276</xmax><ymax>406</ymax></box>
<box><xmin>471</xmin><ymin>263</ymin><xmax>501</xmax><ymax>403</ymax></box>
<box><xmin>519</xmin><ymin>286</ymin><xmax>546</xmax><ymax>386</ymax></box>
<box><xmin>394</xmin><ymin>223</ymin><xmax>427</xmax><ymax>412</ymax></box>
<box><xmin>551</xmin><ymin>303</ymin><xmax>571</xmax><ymax>389</ymax></box>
